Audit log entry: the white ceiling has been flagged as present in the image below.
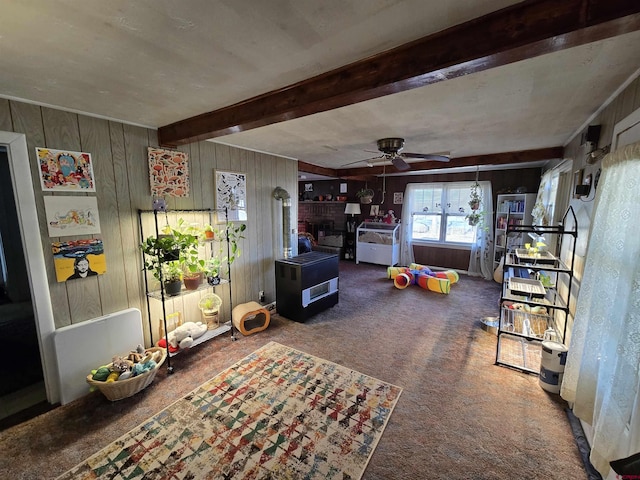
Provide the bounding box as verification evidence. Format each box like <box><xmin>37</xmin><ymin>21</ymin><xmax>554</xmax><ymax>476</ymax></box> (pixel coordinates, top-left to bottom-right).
<box><xmin>2</xmin><ymin>1</ymin><xmax>640</xmax><ymax>175</ymax></box>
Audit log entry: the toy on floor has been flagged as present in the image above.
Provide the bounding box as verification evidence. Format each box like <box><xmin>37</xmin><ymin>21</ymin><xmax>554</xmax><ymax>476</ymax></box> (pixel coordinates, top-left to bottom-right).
<box><xmin>157</xmin><ymin>321</ymin><xmax>208</xmax><ymax>353</ymax></box>
<box><xmin>387</xmin><ymin>263</ymin><xmax>459</xmax><ymax>294</ymax></box>
<box><xmin>90</xmin><ymin>346</ymin><xmax>162</xmax><ymax>382</ymax></box>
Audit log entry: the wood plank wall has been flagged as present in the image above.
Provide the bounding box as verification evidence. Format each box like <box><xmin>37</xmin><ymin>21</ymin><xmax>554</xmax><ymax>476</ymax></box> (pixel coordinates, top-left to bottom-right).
<box><xmin>0</xmin><ymin>99</ymin><xmax>297</xmax><ymax>346</ymax></box>
<box><xmin>558</xmin><ymin>75</ymin><xmax>640</xmax><ymax>346</ymax></box>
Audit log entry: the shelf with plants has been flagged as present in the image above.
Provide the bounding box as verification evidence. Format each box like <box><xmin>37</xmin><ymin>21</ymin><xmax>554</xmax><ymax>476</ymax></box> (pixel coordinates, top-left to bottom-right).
<box><xmin>495</xmin><ymin>206</ymin><xmax>577</xmax><ymax>374</ymax></box>
<box><xmin>138</xmin><ymin>208</ymin><xmax>242</xmax><ymax>373</ymax></box>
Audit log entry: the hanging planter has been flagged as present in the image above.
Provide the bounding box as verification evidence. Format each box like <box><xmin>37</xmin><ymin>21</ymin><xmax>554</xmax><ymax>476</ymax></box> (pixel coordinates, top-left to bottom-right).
<box><xmin>356</xmin><ymin>188</ymin><xmax>374</xmax><ymax>204</ymax></box>
<box><xmin>466</xmin><ymin>213</ymin><xmax>481</xmax><ymax>226</ymax></box>
<box><xmin>465</xmin><ymin>179</ymin><xmax>483</xmax><ymax>227</ymax></box>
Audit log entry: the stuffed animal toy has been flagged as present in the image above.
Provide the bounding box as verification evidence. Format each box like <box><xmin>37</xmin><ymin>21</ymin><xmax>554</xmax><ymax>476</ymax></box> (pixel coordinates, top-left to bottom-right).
<box><xmin>167</xmin><ymin>321</ymin><xmax>208</xmax><ymax>350</ymax></box>
<box><xmin>110</xmin><ymin>356</ymin><xmax>132</xmax><ymax>373</ymax></box>
<box><xmin>127</xmin><ymin>344</ymin><xmax>147</xmax><ymax>363</ymax></box>
<box><xmin>132</xmin><ymin>359</ymin><xmax>157</xmax><ymax>376</ymax></box>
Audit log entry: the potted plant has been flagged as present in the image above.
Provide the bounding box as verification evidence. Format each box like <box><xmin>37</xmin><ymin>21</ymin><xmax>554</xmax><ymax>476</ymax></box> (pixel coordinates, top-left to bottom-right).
<box><xmin>356</xmin><ymin>188</ymin><xmax>375</xmax><ymax>204</ymax></box>
<box><xmin>205</xmin><ymin>222</ymin><xmax>247</xmax><ymax>283</ymax></box>
<box><xmin>198</xmin><ymin>293</ymin><xmax>222</xmax><ymax>329</ymax></box>
<box><xmin>468</xmin><ymin>181</ymin><xmax>482</xmax><ymax>211</ymax></box>
<box><xmin>140</xmin><ymin>234</ymin><xmax>181</xmax><ymax>263</ymax></box>
<box><xmin>140</xmin><ymin>235</ymin><xmax>185</xmax><ymax>295</ymax></box>
<box><xmin>203</xmin><ymin>224</ymin><xmax>215</xmax><ymax>240</ymax></box>
<box><xmin>162</xmin><ymin>261</ymin><xmax>183</xmax><ymax>296</ymax></box>
<box><xmin>198</xmin><ymin>293</ymin><xmax>222</xmax><ymax>313</ymax></box>
<box><xmin>205</xmin><ymin>257</ymin><xmax>223</xmax><ymax>285</ymax></box>
<box><xmin>465</xmin><ymin>182</ymin><xmax>483</xmax><ymax>226</ymax></box>
<box><xmin>465</xmin><ymin>211</ymin><xmax>482</xmax><ymax>227</ymax></box>
<box><xmin>140</xmin><ymin>235</ymin><xmax>182</xmax><ymax>290</ymax></box>
<box><xmin>180</xmin><ymin>234</ymin><xmax>205</xmax><ymax>290</ymax></box>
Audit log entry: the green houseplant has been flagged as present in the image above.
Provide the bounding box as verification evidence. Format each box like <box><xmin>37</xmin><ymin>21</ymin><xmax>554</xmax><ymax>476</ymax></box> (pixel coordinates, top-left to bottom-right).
<box><xmin>356</xmin><ymin>188</ymin><xmax>374</xmax><ymax>204</ymax></box>
<box><xmin>205</xmin><ymin>222</ymin><xmax>247</xmax><ymax>285</ymax></box>
<box><xmin>162</xmin><ymin>261</ymin><xmax>183</xmax><ymax>296</ymax></box>
<box><xmin>140</xmin><ymin>236</ymin><xmax>185</xmax><ymax>295</ymax></box>
<box><xmin>170</xmin><ymin>219</ymin><xmax>205</xmax><ymax>290</ymax></box>
<box><xmin>465</xmin><ymin>181</ymin><xmax>483</xmax><ymax>226</ymax></box>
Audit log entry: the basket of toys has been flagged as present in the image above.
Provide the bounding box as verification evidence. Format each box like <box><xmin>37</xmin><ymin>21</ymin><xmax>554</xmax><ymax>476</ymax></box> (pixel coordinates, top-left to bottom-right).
<box><xmin>86</xmin><ymin>346</ymin><xmax>166</xmax><ymax>401</ymax></box>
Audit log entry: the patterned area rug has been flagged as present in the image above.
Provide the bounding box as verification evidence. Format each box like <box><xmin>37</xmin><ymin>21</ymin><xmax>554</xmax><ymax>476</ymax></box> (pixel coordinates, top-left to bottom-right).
<box><xmin>56</xmin><ymin>341</ymin><xmax>402</xmax><ymax>479</ymax></box>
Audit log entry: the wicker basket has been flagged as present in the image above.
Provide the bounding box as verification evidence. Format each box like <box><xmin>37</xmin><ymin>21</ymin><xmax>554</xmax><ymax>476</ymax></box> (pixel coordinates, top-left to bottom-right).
<box><xmin>86</xmin><ymin>347</ymin><xmax>167</xmax><ymax>401</ymax></box>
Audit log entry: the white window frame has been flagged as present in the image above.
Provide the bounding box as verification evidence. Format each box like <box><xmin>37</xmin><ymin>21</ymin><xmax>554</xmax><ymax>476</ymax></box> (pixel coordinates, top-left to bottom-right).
<box><xmin>409</xmin><ymin>181</ymin><xmax>478</xmax><ymax>248</ymax></box>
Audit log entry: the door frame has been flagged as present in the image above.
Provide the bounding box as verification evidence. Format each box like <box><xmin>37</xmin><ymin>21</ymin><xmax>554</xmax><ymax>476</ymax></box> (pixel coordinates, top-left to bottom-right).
<box><xmin>612</xmin><ymin>105</ymin><xmax>640</xmax><ymax>149</ymax></box>
<box><xmin>0</xmin><ymin>131</ymin><xmax>58</xmax><ymax>403</ymax></box>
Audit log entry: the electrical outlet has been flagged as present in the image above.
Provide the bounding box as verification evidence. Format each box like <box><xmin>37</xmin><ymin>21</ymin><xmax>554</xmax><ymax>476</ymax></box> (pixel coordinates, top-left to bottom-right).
<box><xmin>259</xmin><ymin>290</ymin><xmax>265</xmax><ymax>303</ymax></box>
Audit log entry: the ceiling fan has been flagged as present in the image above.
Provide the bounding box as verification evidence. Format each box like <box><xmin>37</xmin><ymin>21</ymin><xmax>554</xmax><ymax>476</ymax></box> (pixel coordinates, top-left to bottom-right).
<box><xmin>342</xmin><ymin>138</ymin><xmax>450</xmax><ymax>171</ymax></box>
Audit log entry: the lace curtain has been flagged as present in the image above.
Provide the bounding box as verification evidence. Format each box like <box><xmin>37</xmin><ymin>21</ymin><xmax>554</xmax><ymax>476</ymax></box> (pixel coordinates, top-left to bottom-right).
<box><xmin>399</xmin><ymin>184</ymin><xmax>417</xmax><ymax>266</ymax></box>
<box><xmin>561</xmin><ymin>140</ymin><xmax>640</xmax><ymax>475</ymax></box>
<box><xmin>467</xmin><ymin>181</ymin><xmax>493</xmax><ymax>279</ymax></box>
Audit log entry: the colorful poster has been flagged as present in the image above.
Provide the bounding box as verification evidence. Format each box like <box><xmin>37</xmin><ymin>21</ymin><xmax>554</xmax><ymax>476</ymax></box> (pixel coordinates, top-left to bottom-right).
<box><xmin>36</xmin><ymin>147</ymin><xmax>96</xmax><ymax>192</ymax></box>
<box><xmin>215</xmin><ymin>170</ymin><xmax>247</xmax><ymax>221</ymax></box>
<box><xmin>51</xmin><ymin>239</ymin><xmax>106</xmax><ymax>282</ymax></box>
<box><xmin>44</xmin><ymin>196</ymin><xmax>101</xmax><ymax>237</ymax></box>
<box><xmin>148</xmin><ymin>147</ymin><xmax>190</xmax><ymax>197</ymax></box>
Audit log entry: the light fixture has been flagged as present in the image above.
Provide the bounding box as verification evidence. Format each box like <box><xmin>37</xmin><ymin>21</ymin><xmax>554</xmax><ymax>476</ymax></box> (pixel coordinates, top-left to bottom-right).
<box><xmin>344</xmin><ymin>203</ymin><xmax>361</xmax><ymax>216</ymax></box>
<box><xmin>586</xmin><ymin>145</ymin><xmax>610</xmax><ymax>164</ymax></box>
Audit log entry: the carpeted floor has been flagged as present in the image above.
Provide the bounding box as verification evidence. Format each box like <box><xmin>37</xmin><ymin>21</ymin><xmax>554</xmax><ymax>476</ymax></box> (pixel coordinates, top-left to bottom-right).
<box><xmin>0</xmin><ymin>260</ymin><xmax>586</xmax><ymax>479</ymax></box>
<box><xmin>57</xmin><ymin>341</ymin><xmax>402</xmax><ymax>479</ymax></box>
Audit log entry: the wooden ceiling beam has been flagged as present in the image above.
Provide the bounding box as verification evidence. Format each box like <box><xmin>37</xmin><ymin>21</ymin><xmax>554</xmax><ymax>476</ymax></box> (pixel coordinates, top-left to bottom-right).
<box><xmin>335</xmin><ymin>147</ymin><xmax>564</xmax><ymax>177</ymax></box>
<box><xmin>297</xmin><ymin>161</ymin><xmax>338</xmax><ymax>178</ymax></box>
<box><xmin>158</xmin><ymin>0</ymin><xmax>640</xmax><ymax>147</ymax></box>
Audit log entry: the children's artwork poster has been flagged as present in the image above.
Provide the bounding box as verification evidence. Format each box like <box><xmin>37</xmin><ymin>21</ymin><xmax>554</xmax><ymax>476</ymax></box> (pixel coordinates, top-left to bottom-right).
<box><xmin>44</xmin><ymin>196</ymin><xmax>101</xmax><ymax>237</ymax></box>
<box><xmin>52</xmin><ymin>239</ymin><xmax>106</xmax><ymax>282</ymax></box>
<box><xmin>215</xmin><ymin>170</ymin><xmax>247</xmax><ymax>221</ymax></box>
<box><xmin>36</xmin><ymin>147</ymin><xmax>96</xmax><ymax>192</ymax></box>
<box><xmin>148</xmin><ymin>147</ymin><xmax>190</xmax><ymax>197</ymax></box>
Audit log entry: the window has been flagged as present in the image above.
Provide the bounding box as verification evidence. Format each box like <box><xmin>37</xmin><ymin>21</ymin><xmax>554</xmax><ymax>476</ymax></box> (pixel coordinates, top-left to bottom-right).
<box><xmin>409</xmin><ymin>182</ymin><xmax>478</xmax><ymax>245</ymax></box>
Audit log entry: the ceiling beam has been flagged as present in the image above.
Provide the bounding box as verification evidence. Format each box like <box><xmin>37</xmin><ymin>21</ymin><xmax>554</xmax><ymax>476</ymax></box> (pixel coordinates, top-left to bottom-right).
<box><xmin>333</xmin><ymin>147</ymin><xmax>564</xmax><ymax>177</ymax></box>
<box><xmin>158</xmin><ymin>0</ymin><xmax>640</xmax><ymax>147</ymax></box>
<box><xmin>297</xmin><ymin>161</ymin><xmax>338</xmax><ymax>178</ymax></box>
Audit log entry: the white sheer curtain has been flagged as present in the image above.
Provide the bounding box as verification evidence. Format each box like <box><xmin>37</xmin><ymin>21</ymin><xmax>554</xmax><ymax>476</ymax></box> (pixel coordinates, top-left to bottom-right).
<box><xmin>467</xmin><ymin>181</ymin><xmax>493</xmax><ymax>279</ymax></box>
<box><xmin>561</xmin><ymin>141</ymin><xmax>640</xmax><ymax>475</ymax></box>
<box><xmin>399</xmin><ymin>183</ymin><xmax>418</xmax><ymax>266</ymax></box>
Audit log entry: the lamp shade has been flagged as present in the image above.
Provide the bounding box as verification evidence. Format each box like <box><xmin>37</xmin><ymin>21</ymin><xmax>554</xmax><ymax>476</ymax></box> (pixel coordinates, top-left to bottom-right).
<box><xmin>344</xmin><ymin>203</ymin><xmax>361</xmax><ymax>215</ymax></box>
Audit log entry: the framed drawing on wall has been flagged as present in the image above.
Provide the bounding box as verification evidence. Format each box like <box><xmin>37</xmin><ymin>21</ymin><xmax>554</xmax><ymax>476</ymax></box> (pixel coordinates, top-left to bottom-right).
<box><xmin>148</xmin><ymin>147</ymin><xmax>190</xmax><ymax>197</ymax></box>
<box><xmin>51</xmin><ymin>238</ymin><xmax>106</xmax><ymax>282</ymax></box>
<box><xmin>44</xmin><ymin>195</ymin><xmax>101</xmax><ymax>237</ymax></box>
<box><xmin>215</xmin><ymin>170</ymin><xmax>247</xmax><ymax>221</ymax></box>
<box><xmin>36</xmin><ymin>147</ymin><xmax>96</xmax><ymax>192</ymax></box>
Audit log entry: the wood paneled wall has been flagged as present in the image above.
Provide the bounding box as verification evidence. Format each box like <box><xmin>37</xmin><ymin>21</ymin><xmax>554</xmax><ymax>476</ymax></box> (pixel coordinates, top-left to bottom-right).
<box><xmin>0</xmin><ymin>99</ymin><xmax>297</xmax><ymax>346</ymax></box>
<box><xmin>557</xmin><ymin>75</ymin><xmax>640</xmax><ymax>345</ymax></box>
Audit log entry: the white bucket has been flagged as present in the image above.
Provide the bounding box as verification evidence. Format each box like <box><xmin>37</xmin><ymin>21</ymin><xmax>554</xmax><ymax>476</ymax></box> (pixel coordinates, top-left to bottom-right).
<box><xmin>539</xmin><ymin>341</ymin><xmax>568</xmax><ymax>394</ymax></box>
<box><xmin>539</xmin><ymin>366</ymin><xmax>563</xmax><ymax>394</ymax></box>
<box><xmin>541</xmin><ymin>341</ymin><xmax>568</xmax><ymax>372</ymax></box>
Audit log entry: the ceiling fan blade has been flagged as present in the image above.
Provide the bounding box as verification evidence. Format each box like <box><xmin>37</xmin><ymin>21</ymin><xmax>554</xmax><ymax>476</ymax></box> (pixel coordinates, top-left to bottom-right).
<box><xmin>340</xmin><ymin>155</ymin><xmax>383</xmax><ymax>168</ymax></box>
<box><xmin>391</xmin><ymin>155</ymin><xmax>411</xmax><ymax>171</ymax></box>
<box><xmin>402</xmin><ymin>152</ymin><xmax>450</xmax><ymax>162</ymax></box>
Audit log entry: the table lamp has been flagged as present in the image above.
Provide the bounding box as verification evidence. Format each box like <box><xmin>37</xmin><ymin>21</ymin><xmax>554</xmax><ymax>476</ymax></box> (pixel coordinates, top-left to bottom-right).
<box><xmin>344</xmin><ymin>203</ymin><xmax>361</xmax><ymax>217</ymax></box>
<box><xmin>344</xmin><ymin>203</ymin><xmax>361</xmax><ymax>234</ymax></box>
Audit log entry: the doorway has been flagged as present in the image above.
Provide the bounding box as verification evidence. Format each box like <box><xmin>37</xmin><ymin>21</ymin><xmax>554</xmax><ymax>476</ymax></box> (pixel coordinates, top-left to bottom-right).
<box><xmin>0</xmin><ymin>131</ymin><xmax>58</xmax><ymax>422</ymax></box>
<box><xmin>0</xmin><ymin>147</ymin><xmax>46</xmax><ymax>420</ymax></box>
